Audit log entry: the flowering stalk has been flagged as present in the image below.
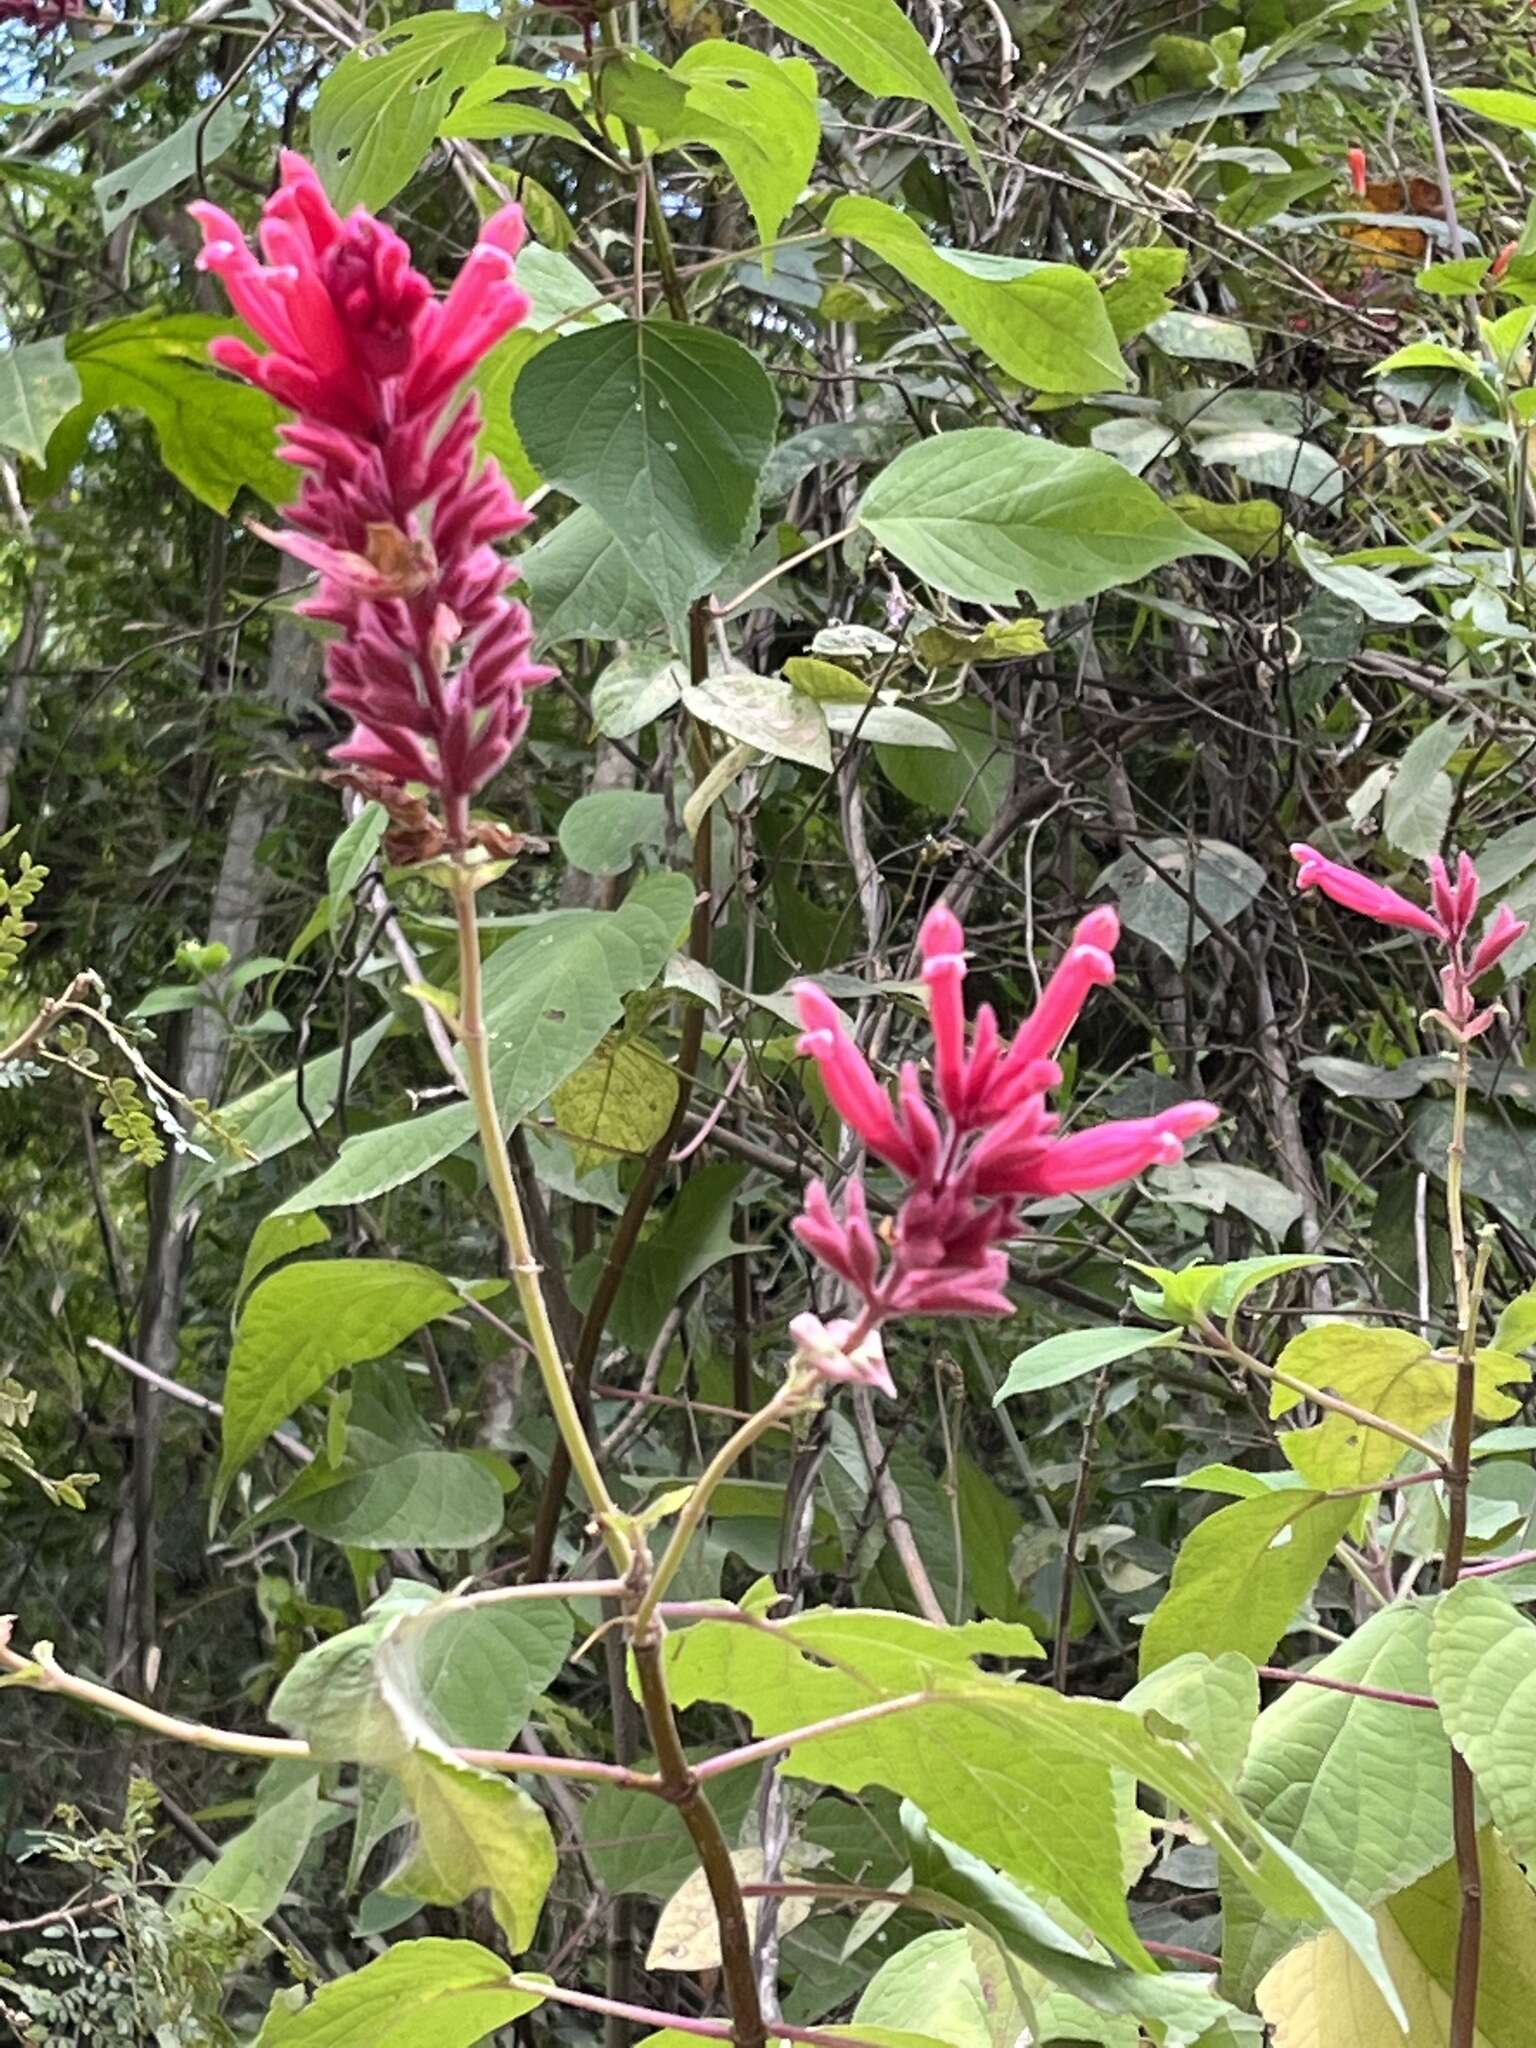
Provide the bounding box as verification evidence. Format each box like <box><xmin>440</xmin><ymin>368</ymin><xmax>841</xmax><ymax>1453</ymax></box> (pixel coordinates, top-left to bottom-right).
<box><xmin>1291</xmin><ymin>840</ymin><xmax>1529</xmax><ymax>2047</ymax></box>
<box><xmin>191</xmin><ymin>152</ymin><xmax>553</xmax><ymax>853</ymax></box>
<box><xmin>790</xmin><ymin>902</ymin><xmax>1219</xmax><ymax>1365</ymax></box>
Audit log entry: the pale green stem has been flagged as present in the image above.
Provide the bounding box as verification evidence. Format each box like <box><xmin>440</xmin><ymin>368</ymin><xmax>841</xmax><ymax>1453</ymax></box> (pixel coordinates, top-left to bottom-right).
<box><xmin>451</xmin><ymin>870</ymin><xmax>627</xmax><ymax>1568</ymax></box>
<box><xmin>631</xmin><ymin>1373</ymin><xmax>812</xmax><ymax>1640</ymax></box>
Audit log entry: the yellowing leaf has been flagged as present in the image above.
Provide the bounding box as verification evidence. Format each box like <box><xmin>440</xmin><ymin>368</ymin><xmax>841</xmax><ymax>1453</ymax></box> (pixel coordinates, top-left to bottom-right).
<box><xmin>648</xmin><ymin>1848</ymin><xmax>813</xmax><ymax>1969</ymax></box>
<box><xmin>913</xmin><ymin>618</ymin><xmax>1047</xmax><ymax>666</ymax></box>
<box><xmin>552</xmin><ymin>1038</ymin><xmax>680</xmax><ymax>1170</ymax></box>
<box><xmin>784</xmin><ymin>656</ymin><xmax>874</xmax><ymax>703</ymax></box>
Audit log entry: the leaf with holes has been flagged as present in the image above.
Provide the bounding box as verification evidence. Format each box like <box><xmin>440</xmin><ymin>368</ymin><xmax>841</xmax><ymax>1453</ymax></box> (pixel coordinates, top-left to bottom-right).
<box><xmin>312</xmin><ymin>12</ymin><xmax>504</xmax><ymax>211</ymax></box>
<box><xmin>93</xmin><ymin>98</ymin><xmax>244</xmax><ymax>232</ymax></box>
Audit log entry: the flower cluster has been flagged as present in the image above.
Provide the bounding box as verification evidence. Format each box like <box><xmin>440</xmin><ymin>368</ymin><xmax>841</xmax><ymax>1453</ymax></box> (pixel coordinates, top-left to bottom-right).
<box><xmin>190</xmin><ymin>152</ymin><xmax>552</xmax><ymax>843</ymax></box>
<box><xmin>788</xmin><ymin>905</ymin><xmax>1219</xmax><ymax>1380</ymax></box>
<box><xmin>1291</xmin><ymin>843</ymin><xmax>1528</xmax><ymax>1038</ymax></box>
<box><xmin>0</xmin><ymin>0</ymin><xmax>84</xmax><ymax>24</ymax></box>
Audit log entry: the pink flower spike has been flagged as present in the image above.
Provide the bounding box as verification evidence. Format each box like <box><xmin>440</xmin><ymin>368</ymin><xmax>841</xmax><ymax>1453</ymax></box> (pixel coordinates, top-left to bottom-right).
<box><xmin>1468</xmin><ymin>902</ymin><xmax>1529</xmax><ymax>981</ymax></box>
<box><xmin>1289</xmin><ymin>844</ymin><xmax>1444</xmax><ymax>938</ymax></box>
<box><xmin>789</xmin><ymin>1314</ymin><xmax>896</xmax><ymax>1399</ymax></box>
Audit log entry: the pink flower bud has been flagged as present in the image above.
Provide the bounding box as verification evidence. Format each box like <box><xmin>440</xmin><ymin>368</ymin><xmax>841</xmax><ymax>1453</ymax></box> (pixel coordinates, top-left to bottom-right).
<box><xmin>789</xmin><ymin>1314</ymin><xmax>896</xmax><ymax>1399</ymax></box>
<box><xmin>1468</xmin><ymin>902</ymin><xmax>1529</xmax><ymax>982</ymax></box>
<box><xmin>1348</xmin><ymin>145</ymin><xmax>1369</xmax><ymax>196</ymax></box>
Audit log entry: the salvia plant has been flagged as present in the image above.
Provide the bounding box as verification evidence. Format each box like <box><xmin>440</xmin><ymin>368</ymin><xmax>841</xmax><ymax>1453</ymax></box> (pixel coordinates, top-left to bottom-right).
<box><xmin>8</xmin><ymin>0</ymin><xmax>1536</xmax><ymax>2045</ymax></box>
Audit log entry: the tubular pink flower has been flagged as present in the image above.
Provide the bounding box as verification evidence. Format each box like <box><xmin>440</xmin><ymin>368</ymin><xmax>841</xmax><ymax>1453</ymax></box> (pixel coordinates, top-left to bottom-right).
<box><xmin>189</xmin><ymin>152</ymin><xmax>553</xmax><ymax>837</ymax></box>
<box><xmin>1289</xmin><ymin>844</ymin><xmax>1444</xmax><ymax>937</ymax></box>
<box><xmin>1014</xmin><ymin>1103</ymin><xmax>1221</xmax><ymax>1199</ymax></box>
<box><xmin>794</xmin><ymin>985</ymin><xmax>922</xmax><ymax>1179</ymax></box>
<box><xmin>792</xmin><ymin>905</ymin><xmax>1219</xmax><ymax>1341</ymax></box>
<box><xmin>1468</xmin><ymin>902</ymin><xmax>1529</xmax><ymax>982</ymax></box>
<box><xmin>789</xmin><ymin>1314</ymin><xmax>896</xmax><ymax>1399</ymax></box>
<box><xmin>994</xmin><ymin>909</ymin><xmax>1120</xmax><ymax>1084</ymax></box>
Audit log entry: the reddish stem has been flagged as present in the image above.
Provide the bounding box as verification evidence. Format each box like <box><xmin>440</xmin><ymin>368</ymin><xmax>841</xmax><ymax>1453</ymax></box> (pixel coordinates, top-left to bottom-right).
<box><xmin>1258</xmin><ymin>1666</ymin><xmax>1436</xmax><ymax>1710</ymax></box>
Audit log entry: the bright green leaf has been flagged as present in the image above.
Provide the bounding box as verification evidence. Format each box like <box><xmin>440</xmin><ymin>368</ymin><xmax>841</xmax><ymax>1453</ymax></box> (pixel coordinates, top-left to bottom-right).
<box><xmin>253</xmin><ymin>1937</ymin><xmax>547</xmax><ymax>2045</ymax></box>
<box><xmin>859</xmin><ymin>429</ymin><xmax>1240</xmax><ymax>608</ymax></box>
<box><xmin>0</xmin><ymin>337</ymin><xmax>82</xmax><ymax>466</ymax></box>
<box><xmin>994</xmin><ymin>1324</ymin><xmax>1183</xmax><ymax>1403</ymax></box>
<box><xmin>1139</xmin><ymin>1489</ymin><xmax>1356</xmax><ymax>1675</ymax></box>
<box><xmin>313</xmin><ymin>13</ymin><xmax>504</xmax><ymax>211</ymax></box>
<box><xmin>515</xmin><ymin>321</ymin><xmax>778</xmax><ymax>616</ymax></box>
<box><xmin>826</xmin><ymin>197</ymin><xmax>1127</xmax><ymax>396</ymax></box>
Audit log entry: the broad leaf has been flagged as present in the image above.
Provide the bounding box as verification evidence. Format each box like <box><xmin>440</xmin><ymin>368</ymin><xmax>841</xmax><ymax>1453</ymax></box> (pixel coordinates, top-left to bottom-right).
<box><xmin>515</xmin><ymin>321</ymin><xmax>778</xmax><ymax>616</ymax></box>
<box><xmin>312</xmin><ymin>12</ymin><xmax>504</xmax><ymax>211</ymax></box>
<box><xmin>994</xmin><ymin>1323</ymin><xmax>1182</xmax><ymax>1402</ymax></box>
<box><xmin>856</xmin><ymin>1926</ymin><xmax>1138</xmax><ymax>2048</ymax></box>
<box><xmin>740</xmin><ymin>0</ymin><xmax>976</xmax><ymax>166</ymax></box>
<box><xmin>178</xmin><ymin>1764</ymin><xmax>320</xmax><ymax>1929</ymax></box>
<box><xmin>93</xmin><ymin>98</ymin><xmax>244</xmax><ymax>231</ymax></box>
<box><xmin>558</xmin><ymin>791</ymin><xmax>668</xmax><ymax>876</ymax></box>
<box><xmin>683</xmin><ymin>672</ymin><xmax>833</xmax><ymax>771</ymax></box>
<box><xmin>858</xmin><ymin>429</ymin><xmax>1240</xmax><ymax>607</ymax></box>
<box><xmin>1223</xmin><ymin>1604</ymin><xmax>1452</xmax><ymax>1999</ymax></box>
<box><xmin>253</xmin><ymin>1938</ymin><xmax>546</xmax><ymax>2045</ymax></box>
<box><xmin>551</xmin><ymin>1038</ymin><xmax>679</xmax><ymax>1168</ymax></box>
<box><xmin>1383</xmin><ymin>714</ymin><xmax>1466</xmax><ymax>860</ymax></box>
<box><xmin>1097</xmin><ymin>836</ymin><xmax>1265</xmax><ymax>966</ymax></box>
<box><xmin>0</xmin><ymin>337</ymin><xmax>81</xmax><ymax>466</ymax></box>
<box><xmin>1429</xmin><ymin>1579</ymin><xmax>1536</xmax><ymax>1863</ymax></box>
<box><xmin>218</xmin><ymin>1261</ymin><xmax>475</xmax><ymax>1503</ymax></box>
<box><xmin>520</xmin><ymin>503</ymin><xmax>667</xmax><ymax>646</ymax></box>
<box><xmin>385</xmin><ymin>1750</ymin><xmax>555</xmax><ymax>1951</ymax></box>
<box><xmin>663</xmin><ymin>1606</ymin><xmax>1401</xmax><ymax>2007</ymax></box>
<box><xmin>274</xmin><ymin>1447</ymin><xmax>507</xmax><ymax>1549</ymax></box>
<box><xmin>1257</xmin><ymin>1831</ymin><xmax>1536</xmax><ymax>2048</ymax></box>
<box><xmin>42</xmin><ymin>313</ymin><xmax>291</xmax><ymax>512</ymax></box>
<box><xmin>1138</xmin><ymin>1488</ymin><xmax>1356</xmax><ymax>1674</ymax></box>
<box><xmin>827</xmin><ymin>197</ymin><xmax>1126</xmax><ymax>395</ymax></box>
<box><xmin>606</xmin><ymin>46</ymin><xmax>820</xmax><ymax>257</ymax></box>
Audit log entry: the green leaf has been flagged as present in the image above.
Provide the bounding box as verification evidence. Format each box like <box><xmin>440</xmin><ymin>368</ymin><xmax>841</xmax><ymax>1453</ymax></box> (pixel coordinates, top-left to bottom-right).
<box><xmin>515</xmin><ymin>321</ymin><xmax>778</xmax><ymax>616</ymax></box>
<box><xmin>740</xmin><ymin>0</ymin><xmax>976</xmax><ymax>167</ymax></box>
<box><xmin>1495</xmin><ymin>1285</ymin><xmax>1536</xmax><ymax>1354</ymax></box>
<box><xmin>1257</xmin><ymin>1831</ymin><xmax>1536</xmax><ymax>2048</ymax></box>
<box><xmin>1384</xmin><ymin>714</ymin><xmax>1467</xmax><ymax>860</ymax></box>
<box><xmin>683</xmin><ymin>672</ymin><xmax>832</xmax><ymax>771</ymax></box>
<box><xmin>276</xmin><ymin>1448</ymin><xmax>507</xmax><ymax>1548</ymax></box>
<box><xmin>178</xmin><ymin>1764</ymin><xmax>320</xmax><ymax>1929</ymax></box>
<box><xmin>784</xmin><ymin>655</ymin><xmax>873</xmax><ymax>703</ymax></box>
<box><xmin>177</xmin><ymin>1014</ymin><xmax>393</xmax><ymax>1210</ymax></box>
<box><xmin>995</xmin><ymin>1324</ymin><xmax>1182</xmax><ymax>1402</ymax></box>
<box><xmin>580</xmin><ymin>1764</ymin><xmax>760</xmax><ymax>1899</ymax></box>
<box><xmin>1224</xmin><ymin>1604</ymin><xmax>1452</xmax><ymax>2000</ymax></box>
<box><xmin>253</xmin><ymin>1938</ymin><xmax>546</xmax><ymax>2045</ymax></box>
<box><xmin>1101</xmin><ymin>244</ymin><xmax>1186</xmax><ymax>342</ymax></box>
<box><xmin>327</xmin><ymin>801</ymin><xmax>387</xmax><ymax>905</ymax></box>
<box><xmin>559</xmin><ymin>791</ymin><xmax>669</xmax><ymax>876</ymax></box>
<box><xmin>386</xmin><ymin>1750</ymin><xmax>555</xmax><ymax>1950</ymax></box>
<box><xmin>237</xmin><ymin>1213</ymin><xmax>331</xmax><ymax>1308</ymax></box>
<box><xmin>1164</xmin><ymin>492</ymin><xmax>1284</xmax><ymax>563</ymax></box>
<box><xmin>825</xmin><ymin>197</ymin><xmax>1126</xmax><ymax>396</ymax></box>
<box><xmin>1292</xmin><ymin>534</ymin><xmax>1425</xmax><ymax>625</ymax></box>
<box><xmin>93</xmin><ymin>98</ymin><xmax>244</xmax><ymax>232</ymax></box>
<box><xmin>0</xmin><ymin>337</ymin><xmax>81</xmax><ymax>466</ymax></box>
<box><xmin>606</xmin><ymin>46</ymin><xmax>820</xmax><ymax>259</ymax></box>
<box><xmin>911</xmin><ymin>618</ymin><xmax>1047</xmax><ymax>666</ymax></box>
<box><xmin>1138</xmin><ymin>1489</ymin><xmax>1356</xmax><ymax>1674</ymax></box>
<box><xmin>1098</xmin><ymin>836</ymin><xmax>1265</xmax><ymax>966</ymax></box>
<box><xmin>218</xmin><ymin>1261</ymin><xmax>474</xmax><ymax>1503</ymax></box>
<box><xmin>1429</xmin><ymin>1579</ymin><xmax>1536</xmax><ymax>1863</ymax></box>
<box><xmin>857</xmin><ymin>1927</ymin><xmax>1139</xmax><ymax>2048</ymax></box>
<box><xmin>312</xmin><ymin>12</ymin><xmax>504</xmax><ymax>211</ymax></box>
<box><xmin>665</xmin><ymin>1607</ymin><xmax>1401</xmax><ymax>2012</ymax></box>
<box><xmin>859</xmin><ymin>429</ymin><xmax>1240</xmax><ymax>608</ymax></box>
<box><xmin>1123</xmin><ymin>1651</ymin><xmax>1258</xmax><ymax>1785</ymax></box>
<box><xmin>520</xmin><ymin>503</ymin><xmax>667</xmax><ymax>646</ymax></box>
<box><xmin>47</xmin><ymin>313</ymin><xmax>291</xmax><ymax>513</ymax></box>
<box><xmin>591</xmin><ymin>650</ymin><xmax>687</xmax><ymax>737</ymax></box>
<box><xmin>1147</xmin><ymin>309</ymin><xmax>1255</xmax><ymax>368</ymax></box>
<box><xmin>274</xmin><ymin>1103</ymin><xmax>477</xmax><ymax>1216</ymax></box>
<box><xmin>1446</xmin><ymin>85</ymin><xmax>1536</xmax><ymax>131</ymax></box>
<box><xmin>1270</xmin><ymin>1322</ymin><xmax>1525</xmax><ymax>1490</ymax></box>
<box><xmin>609</xmin><ymin>1160</ymin><xmax>750</xmax><ymax>1350</ymax></box>
<box><xmin>552</xmin><ymin>1038</ymin><xmax>680</xmax><ymax>1168</ymax></box>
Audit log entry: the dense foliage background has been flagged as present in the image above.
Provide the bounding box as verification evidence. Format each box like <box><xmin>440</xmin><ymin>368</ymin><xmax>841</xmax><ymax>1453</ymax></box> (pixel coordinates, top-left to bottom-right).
<box><xmin>7</xmin><ymin>0</ymin><xmax>1536</xmax><ymax>2039</ymax></box>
